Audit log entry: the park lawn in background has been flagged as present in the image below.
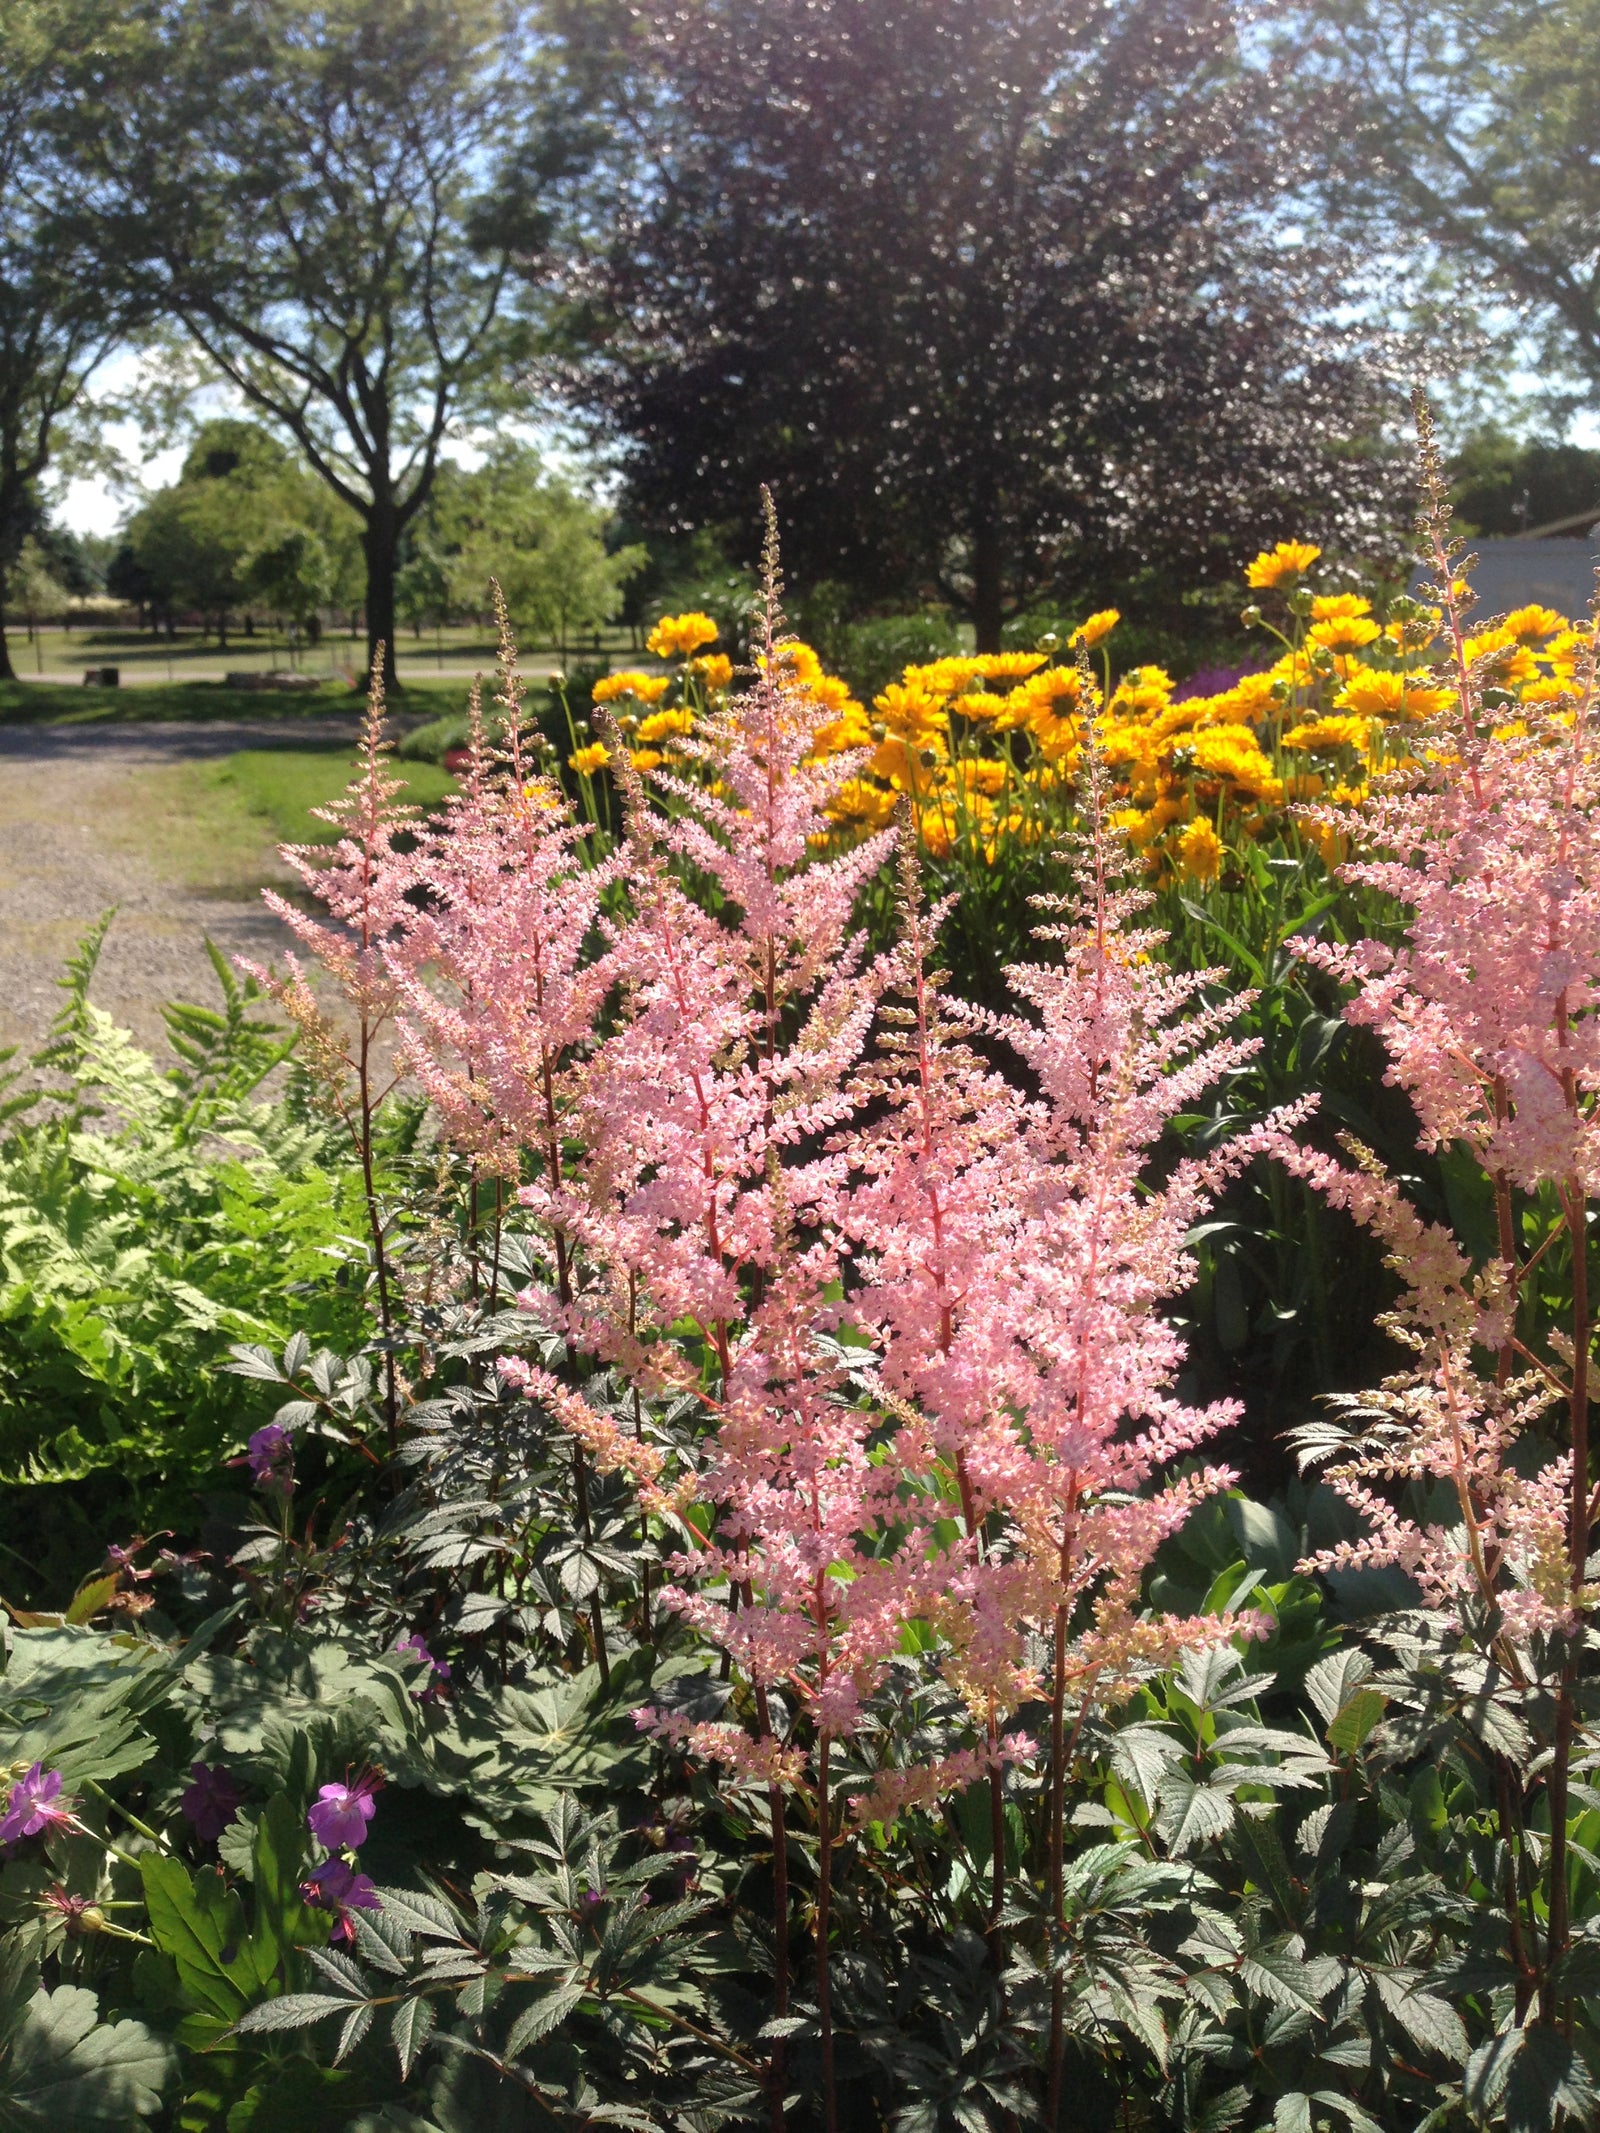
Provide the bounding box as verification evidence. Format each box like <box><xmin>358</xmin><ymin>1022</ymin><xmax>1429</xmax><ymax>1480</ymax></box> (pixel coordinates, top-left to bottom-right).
<box><xmin>104</xmin><ymin>746</ymin><xmax>456</xmax><ymax>897</ymax></box>
<box><xmin>209</xmin><ymin>746</ymin><xmax>456</xmax><ymax>848</ymax></box>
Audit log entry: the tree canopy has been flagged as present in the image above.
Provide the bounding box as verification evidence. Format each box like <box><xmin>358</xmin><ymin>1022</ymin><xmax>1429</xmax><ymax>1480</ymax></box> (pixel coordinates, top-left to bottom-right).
<box><xmin>560</xmin><ymin>0</ymin><xmax>1408</xmax><ymax>648</ymax></box>
<box><xmin>423</xmin><ymin>442</ymin><xmax>645</xmax><ymax>656</ymax></box>
<box><xmin>0</xmin><ymin>0</ymin><xmax>126</xmax><ymax>679</ymax></box>
<box><xmin>1295</xmin><ymin>0</ymin><xmax>1600</xmax><ymax>427</ymax></box>
<box><xmin>1449</xmin><ymin>427</ymin><xmax>1600</xmax><ymax>537</ymax></box>
<box><xmin>65</xmin><ymin>0</ymin><xmax>595</xmax><ymax>687</ymax></box>
<box><xmin>125</xmin><ymin>416</ymin><xmax>360</xmax><ymax>642</ymax></box>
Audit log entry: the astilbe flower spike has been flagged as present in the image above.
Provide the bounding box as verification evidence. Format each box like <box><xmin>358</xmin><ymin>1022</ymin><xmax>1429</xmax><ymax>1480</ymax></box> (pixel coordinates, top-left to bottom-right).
<box><xmin>390</xmin><ymin>590</ymin><xmax>620</xmax><ymax>1284</ymax></box>
<box><xmin>242</xmin><ymin>646</ymin><xmax>418</xmax><ymax>1437</ymax></box>
<box><xmin>389</xmin><ymin>589</ymin><xmax>626</xmax><ymax>1676</ymax></box>
<box><xmin>1284</xmin><ymin>404</ymin><xmax>1600</xmax><ymax>1622</ymax></box>
<box><xmin>247</xmin><ymin>646</ymin><xmax>418</xmax><ymax>1120</ymax></box>
<box><xmin>566</xmin><ymin>510</ymin><xmax>917</xmax><ymax>2133</ymax></box>
<box><xmin>1275</xmin><ymin>401</ymin><xmax>1600</xmax><ymax>2029</ymax></box>
<box><xmin>977</xmin><ymin>735</ymin><xmax>1303</xmax><ymax>2120</ymax></box>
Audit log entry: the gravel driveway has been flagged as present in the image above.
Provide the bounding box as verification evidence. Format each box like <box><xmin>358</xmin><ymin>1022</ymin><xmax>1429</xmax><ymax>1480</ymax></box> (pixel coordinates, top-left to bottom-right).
<box><xmin>0</xmin><ymin>717</ymin><xmax>367</xmax><ymax>1060</ymax></box>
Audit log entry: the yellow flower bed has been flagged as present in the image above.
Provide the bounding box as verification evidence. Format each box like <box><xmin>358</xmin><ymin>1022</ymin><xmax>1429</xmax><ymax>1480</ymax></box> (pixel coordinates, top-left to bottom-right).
<box><xmin>567</xmin><ymin>576</ymin><xmax>1586</xmax><ymax>885</ymax></box>
<box><xmin>806</xmin><ymin>543</ymin><xmax>1587</xmax><ymax>881</ymax></box>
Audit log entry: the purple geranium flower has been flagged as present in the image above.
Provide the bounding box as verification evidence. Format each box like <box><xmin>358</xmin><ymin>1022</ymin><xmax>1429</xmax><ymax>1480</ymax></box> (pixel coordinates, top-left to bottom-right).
<box><xmin>1172</xmin><ymin>660</ymin><xmax>1269</xmax><ymax>704</ymax></box>
<box><xmin>300</xmin><ymin>1856</ymin><xmax>382</xmax><ymax>1945</ymax></box>
<box><xmin>180</xmin><ymin>1761</ymin><xmax>245</xmax><ymax>1845</ymax></box>
<box><xmin>244</xmin><ymin>1423</ymin><xmax>295</xmax><ymax>1493</ymax></box>
<box><xmin>393</xmin><ymin>1631</ymin><xmax>451</xmax><ymax>1704</ymax></box>
<box><xmin>0</xmin><ymin>1764</ymin><xmax>73</xmax><ymax>1845</ymax></box>
<box><xmin>307</xmin><ymin>1771</ymin><xmax>381</xmax><ymax>1853</ymax></box>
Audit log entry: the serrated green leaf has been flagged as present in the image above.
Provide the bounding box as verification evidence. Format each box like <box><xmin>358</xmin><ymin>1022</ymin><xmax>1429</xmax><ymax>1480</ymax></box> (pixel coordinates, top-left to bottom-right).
<box><xmin>391</xmin><ymin>1995</ymin><xmax>436</xmax><ymax>2079</ymax></box>
<box><xmin>232</xmin><ymin>1994</ymin><xmax>349</xmax><ymax>2035</ymax></box>
<box><xmin>1304</xmin><ymin>1649</ymin><xmax>1373</xmax><ymax>1728</ymax></box>
<box><xmin>1325</xmin><ymin>1689</ymin><xmax>1386</xmax><ymax>1757</ymax></box>
<box><xmin>335</xmin><ymin>2002</ymin><xmax>373</xmax><ymax>2064</ymax></box>
<box><xmin>1239</xmin><ymin>1949</ymin><xmax>1326</xmax><ymax>2015</ymax></box>
<box><xmin>503</xmin><ymin>1981</ymin><xmax>588</xmax><ymax>2058</ymax></box>
<box><xmin>250</xmin><ymin>1792</ymin><xmax>325</xmax><ymax>1979</ymax></box>
<box><xmin>0</xmin><ymin>1984</ymin><xmax>171</xmax><ymax>2124</ymax></box>
<box><xmin>63</xmin><ymin>1577</ymin><xmax>118</xmax><ymax>1627</ymax></box>
<box><xmin>1374</xmin><ymin>1973</ymin><xmax>1467</xmax><ymax>2061</ymax></box>
<box><xmin>139</xmin><ymin>1857</ymin><xmax>275</xmax><ymax>2022</ymax></box>
<box><xmin>1159</xmin><ymin>1776</ymin><xmax>1235</xmax><ymax>1855</ymax></box>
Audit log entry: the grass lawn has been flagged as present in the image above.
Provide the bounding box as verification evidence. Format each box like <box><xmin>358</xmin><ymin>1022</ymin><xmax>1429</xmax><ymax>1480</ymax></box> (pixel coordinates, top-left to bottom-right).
<box><xmin>107</xmin><ymin>746</ymin><xmax>457</xmax><ymax>897</ymax></box>
<box><xmin>210</xmin><ymin>747</ymin><xmax>456</xmax><ymax>847</ymax></box>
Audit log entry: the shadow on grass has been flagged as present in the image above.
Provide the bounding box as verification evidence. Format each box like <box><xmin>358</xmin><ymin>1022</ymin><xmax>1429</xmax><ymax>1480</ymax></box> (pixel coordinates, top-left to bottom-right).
<box><xmin>0</xmin><ymin>677</ymin><xmax>478</xmax><ymax>727</ymax></box>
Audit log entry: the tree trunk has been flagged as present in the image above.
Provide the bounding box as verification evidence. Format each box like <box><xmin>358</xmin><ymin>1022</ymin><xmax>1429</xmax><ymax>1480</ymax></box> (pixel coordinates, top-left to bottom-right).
<box><xmin>363</xmin><ymin>503</ymin><xmax>401</xmax><ymax>695</ymax></box>
<box><xmin>971</xmin><ymin>511</ymin><xmax>1004</xmax><ymax>654</ymax></box>
<box><xmin>0</xmin><ymin>573</ymin><xmax>14</xmax><ymax>681</ymax></box>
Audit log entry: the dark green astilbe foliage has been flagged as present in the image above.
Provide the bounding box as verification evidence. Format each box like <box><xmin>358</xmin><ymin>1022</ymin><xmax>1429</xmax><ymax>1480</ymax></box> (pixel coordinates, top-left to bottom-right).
<box><xmin>6</xmin><ymin>1278</ymin><xmax>1600</xmax><ymax>2133</ymax></box>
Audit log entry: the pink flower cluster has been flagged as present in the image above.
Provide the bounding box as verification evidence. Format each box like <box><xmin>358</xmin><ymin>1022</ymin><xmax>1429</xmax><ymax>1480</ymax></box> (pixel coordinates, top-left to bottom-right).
<box><xmin>266</xmin><ymin>571</ymin><xmax>1287</xmax><ymax>1819</ymax></box>
<box><xmin>1284</xmin><ymin>516</ymin><xmax>1600</xmax><ymax>1637</ymax></box>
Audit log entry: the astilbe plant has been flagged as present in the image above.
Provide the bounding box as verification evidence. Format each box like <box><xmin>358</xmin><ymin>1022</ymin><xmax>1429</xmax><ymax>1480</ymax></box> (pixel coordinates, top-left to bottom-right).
<box><xmin>525</xmin><ymin>521</ymin><xmax>906</xmax><ymax>2131</ymax></box>
<box><xmin>282</xmin><ymin>529</ymin><xmax>1324</xmax><ymax>2129</ymax></box>
<box><xmin>1278</xmin><ymin>402</ymin><xmax>1600</xmax><ymax>2094</ymax></box>
<box><xmin>846</xmin><ymin>743</ymin><xmax>1310</xmax><ymax>2118</ymax></box>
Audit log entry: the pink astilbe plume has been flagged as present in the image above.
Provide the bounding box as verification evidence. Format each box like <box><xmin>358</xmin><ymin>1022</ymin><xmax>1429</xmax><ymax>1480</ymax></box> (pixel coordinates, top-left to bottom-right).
<box><xmin>1281</xmin><ymin>403</ymin><xmax>1600</xmax><ymax>1633</ymax></box>
<box><xmin>1293</xmin><ymin>681</ymin><xmax>1600</xmax><ymax>1196</ymax></box>
<box><xmin>842</xmin><ymin>836</ymin><xmax>1031</xmax><ymax>1464</ymax></box>
<box><xmin>389</xmin><ymin>592</ymin><xmax>619</xmax><ymax>1328</ymax></box>
<box><xmin>557</xmin><ymin>503</ymin><xmax>892</xmax><ymax>1388</ymax></box>
<box><xmin>242</xmin><ymin>646</ymin><xmax>419</xmax><ymax>1434</ymax></box>
<box><xmin>987</xmin><ymin>845</ymin><xmax>1292</xmax><ymax>1674</ymax></box>
<box><xmin>245</xmin><ymin>648</ymin><xmax>418</xmax><ymax>1122</ymax></box>
<box><xmin>560</xmin><ymin>516</ymin><xmax>924</xmax><ymax>1732</ymax></box>
<box><xmin>559</xmin><ymin>509</ymin><xmax>929</xmax><ymax>2122</ymax></box>
<box><xmin>1271</xmin><ymin>1137</ymin><xmax>1582</xmax><ymax>1636</ymax></box>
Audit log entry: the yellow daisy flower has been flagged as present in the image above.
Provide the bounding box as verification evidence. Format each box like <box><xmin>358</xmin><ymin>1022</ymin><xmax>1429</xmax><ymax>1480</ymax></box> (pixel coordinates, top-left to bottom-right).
<box><xmin>594</xmin><ymin>670</ymin><xmax>671</xmax><ymax>705</ymax></box>
<box><xmin>647</xmin><ymin>611</ymin><xmax>718</xmax><ymax>658</ymax></box>
<box><xmin>1245</xmin><ymin>540</ymin><xmax>1321</xmax><ymax>589</ymax></box>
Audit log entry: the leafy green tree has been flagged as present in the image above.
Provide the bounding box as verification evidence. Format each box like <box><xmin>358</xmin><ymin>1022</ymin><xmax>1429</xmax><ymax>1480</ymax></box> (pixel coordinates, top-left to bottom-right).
<box><xmin>1450</xmin><ymin>426</ymin><xmax>1600</xmax><ymax>535</ymax></box>
<box><xmin>127</xmin><ymin>418</ymin><xmax>357</xmax><ymax>645</ymax></box>
<box><xmin>67</xmin><ymin>0</ymin><xmax>597</xmax><ymax>691</ymax></box>
<box><xmin>395</xmin><ymin>535</ymin><xmax>454</xmax><ymax>640</ymax></box>
<box><xmin>431</xmin><ymin>444</ymin><xmax>645</xmax><ymax>657</ymax></box>
<box><xmin>242</xmin><ymin>525</ymin><xmax>333</xmax><ymax>655</ymax></box>
<box><xmin>1295</xmin><ymin>0</ymin><xmax>1600</xmax><ymax>424</ymax></box>
<box><xmin>7</xmin><ymin>537</ymin><xmax>68</xmax><ymax>667</ymax></box>
<box><xmin>0</xmin><ymin>0</ymin><xmax>127</xmax><ymax>681</ymax></box>
<box><xmin>561</xmin><ymin>0</ymin><xmax>1407</xmax><ymax>648</ymax></box>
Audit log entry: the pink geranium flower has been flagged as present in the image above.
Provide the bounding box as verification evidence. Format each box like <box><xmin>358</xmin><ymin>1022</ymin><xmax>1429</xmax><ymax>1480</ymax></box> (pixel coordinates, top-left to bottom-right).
<box><xmin>0</xmin><ymin>1764</ymin><xmax>73</xmax><ymax>1845</ymax></box>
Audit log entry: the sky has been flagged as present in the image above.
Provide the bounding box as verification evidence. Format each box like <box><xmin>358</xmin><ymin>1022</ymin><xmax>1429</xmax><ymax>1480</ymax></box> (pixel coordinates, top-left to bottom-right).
<box><xmin>52</xmin><ymin>348</ymin><xmax>575</xmax><ymax>539</ymax></box>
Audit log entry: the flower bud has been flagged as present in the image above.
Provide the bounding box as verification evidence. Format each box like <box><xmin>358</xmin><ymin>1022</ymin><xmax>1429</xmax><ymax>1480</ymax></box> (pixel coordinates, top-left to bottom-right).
<box><xmin>1240</xmin><ymin>605</ymin><xmax>1262</xmax><ymax>629</ymax></box>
